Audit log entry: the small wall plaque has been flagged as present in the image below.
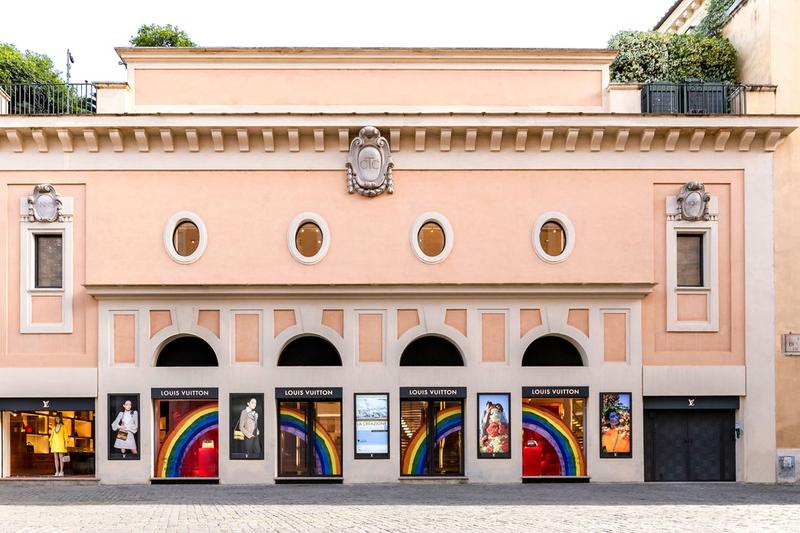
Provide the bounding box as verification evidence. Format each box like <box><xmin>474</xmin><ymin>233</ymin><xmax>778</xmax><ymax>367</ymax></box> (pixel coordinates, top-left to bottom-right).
<box><xmin>782</xmin><ymin>333</ymin><xmax>800</xmax><ymax>355</ymax></box>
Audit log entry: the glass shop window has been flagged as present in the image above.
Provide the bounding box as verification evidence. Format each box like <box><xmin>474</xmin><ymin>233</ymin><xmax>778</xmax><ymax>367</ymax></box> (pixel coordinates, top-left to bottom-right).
<box><xmin>278</xmin><ymin>400</ymin><xmax>342</xmax><ymax>477</ymax></box>
<box><xmin>400</xmin><ymin>400</ymin><xmax>463</xmax><ymax>476</ymax></box>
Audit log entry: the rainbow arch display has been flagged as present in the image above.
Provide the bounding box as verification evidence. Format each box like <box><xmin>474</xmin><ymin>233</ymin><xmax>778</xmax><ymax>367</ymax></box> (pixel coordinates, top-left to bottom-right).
<box><xmin>401</xmin><ymin>405</ymin><xmax>463</xmax><ymax>476</ymax></box>
<box><xmin>279</xmin><ymin>406</ymin><xmax>341</xmax><ymax>476</ymax></box>
<box><xmin>155</xmin><ymin>404</ymin><xmax>218</xmax><ymax>478</ymax></box>
<box><xmin>522</xmin><ymin>405</ymin><xmax>586</xmax><ymax>476</ymax></box>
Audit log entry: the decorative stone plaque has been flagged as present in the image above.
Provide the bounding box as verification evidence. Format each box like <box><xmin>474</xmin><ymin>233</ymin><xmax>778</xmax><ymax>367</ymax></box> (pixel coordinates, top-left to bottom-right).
<box><xmin>27</xmin><ymin>184</ymin><xmax>62</xmax><ymax>222</ymax></box>
<box><xmin>346</xmin><ymin>126</ymin><xmax>394</xmax><ymax>197</ymax></box>
<box><xmin>676</xmin><ymin>182</ymin><xmax>711</xmax><ymax>221</ymax></box>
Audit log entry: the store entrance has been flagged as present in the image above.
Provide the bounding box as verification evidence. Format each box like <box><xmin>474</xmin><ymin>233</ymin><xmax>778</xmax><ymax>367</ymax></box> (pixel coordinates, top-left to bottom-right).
<box><xmin>276</xmin><ymin>388</ymin><xmax>342</xmax><ymax>479</ymax></box>
<box><xmin>399</xmin><ymin>388</ymin><xmax>465</xmax><ymax>477</ymax></box>
<box><xmin>0</xmin><ymin>398</ymin><xmax>95</xmax><ymax>478</ymax></box>
<box><xmin>152</xmin><ymin>388</ymin><xmax>219</xmax><ymax>479</ymax></box>
<box><xmin>521</xmin><ymin>387</ymin><xmax>588</xmax><ymax>478</ymax></box>
<box><xmin>644</xmin><ymin>398</ymin><xmax>736</xmax><ymax>482</ymax></box>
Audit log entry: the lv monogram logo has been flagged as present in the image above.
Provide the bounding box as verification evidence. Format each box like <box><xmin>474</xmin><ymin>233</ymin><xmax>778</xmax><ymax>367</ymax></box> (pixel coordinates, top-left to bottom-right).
<box><xmin>42</xmin><ymin>400</ymin><xmax>50</xmax><ymax>408</ymax></box>
<box><xmin>687</xmin><ymin>398</ymin><xmax>695</xmax><ymax>407</ymax></box>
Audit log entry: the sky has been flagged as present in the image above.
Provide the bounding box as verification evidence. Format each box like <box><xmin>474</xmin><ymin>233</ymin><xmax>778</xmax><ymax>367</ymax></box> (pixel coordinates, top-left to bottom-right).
<box><xmin>0</xmin><ymin>0</ymin><xmax>676</xmax><ymax>83</ymax></box>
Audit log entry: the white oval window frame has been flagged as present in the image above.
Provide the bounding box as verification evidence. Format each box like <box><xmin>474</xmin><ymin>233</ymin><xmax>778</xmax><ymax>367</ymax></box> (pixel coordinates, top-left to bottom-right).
<box><xmin>410</xmin><ymin>211</ymin><xmax>454</xmax><ymax>264</ymax></box>
<box><xmin>532</xmin><ymin>211</ymin><xmax>575</xmax><ymax>264</ymax></box>
<box><xmin>164</xmin><ymin>211</ymin><xmax>207</xmax><ymax>265</ymax></box>
<box><xmin>288</xmin><ymin>212</ymin><xmax>330</xmax><ymax>265</ymax></box>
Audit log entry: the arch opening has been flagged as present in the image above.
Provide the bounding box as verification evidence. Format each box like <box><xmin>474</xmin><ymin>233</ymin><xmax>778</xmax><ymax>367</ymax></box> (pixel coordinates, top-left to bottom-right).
<box><xmin>522</xmin><ymin>335</ymin><xmax>584</xmax><ymax>367</ymax></box>
<box><xmin>400</xmin><ymin>335</ymin><xmax>464</xmax><ymax>367</ymax></box>
<box><xmin>278</xmin><ymin>336</ymin><xmax>342</xmax><ymax>366</ymax></box>
<box><xmin>156</xmin><ymin>335</ymin><xmax>218</xmax><ymax>367</ymax></box>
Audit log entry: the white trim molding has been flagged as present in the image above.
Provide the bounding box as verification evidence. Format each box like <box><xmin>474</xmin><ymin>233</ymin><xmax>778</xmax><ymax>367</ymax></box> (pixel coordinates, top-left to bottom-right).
<box><xmin>666</xmin><ymin>195</ymin><xmax>719</xmax><ymax>331</ymax></box>
<box><xmin>287</xmin><ymin>212</ymin><xmax>330</xmax><ymax>265</ymax></box>
<box><xmin>163</xmin><ymin>211</ymin><xmax>207</xmax><ymax>265</ymax></box>
<box><xmin>410</xmin><ymin>211</ymin><xmax>454</xmax><ymax>264</ymax></box>
<box><xmin>532</xmin><ymin>211</ymin><xmax>575</xmax><ymax>264</ymax></box>
<box><xmin>18</xmin><ymin>192</ymin><xmax>74</xmax><ymax>333</ymax></box>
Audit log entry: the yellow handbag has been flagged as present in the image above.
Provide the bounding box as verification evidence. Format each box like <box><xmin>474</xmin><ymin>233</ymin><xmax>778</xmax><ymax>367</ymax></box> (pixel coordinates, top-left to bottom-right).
<box><xmin>233</xmin><ymin>420</ymin><xmax>245</xmax><ymax>440</ymax></box>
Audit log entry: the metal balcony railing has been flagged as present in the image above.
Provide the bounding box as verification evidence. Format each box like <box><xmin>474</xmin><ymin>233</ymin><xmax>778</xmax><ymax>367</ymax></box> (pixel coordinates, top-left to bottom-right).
<box><xmin>0</xmin><ymin>82</ymin><xmax>96</xmax><ymax>115</ymax></box>
<box><xmin>641</xmin><ymin>81</ymin><xmax>746</xmax><ymax>115</ymax></box>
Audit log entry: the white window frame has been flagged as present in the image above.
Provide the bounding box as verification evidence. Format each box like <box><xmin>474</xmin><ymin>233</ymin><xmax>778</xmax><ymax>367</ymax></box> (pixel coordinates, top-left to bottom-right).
<box><xmin>19</xmin><ymin>196</ymin><xmax>73</xmax><ymax>333</ymax></box>
<box><xmin>287</xmin><ymin>212</ymin><xmax>330</xmax><ymax>265</ymax></box>
<box><xmin>666</xmin><ymin>196</ymin><xmax>719</xmax><ymax>332</ymax></box>
<box><xmin>410</xmin><ymin>211</ymin><xmax>454</xmax><ymax>264</ymax></box>
<box><xmin>532</xmin><ymin>211</ymin><xmax>575</xmax><ymax>264</ymax></box>
<box><xmin>164</xmin><ymin>211</ymin><xmax>207</xmax><ymax>265</ymax></box>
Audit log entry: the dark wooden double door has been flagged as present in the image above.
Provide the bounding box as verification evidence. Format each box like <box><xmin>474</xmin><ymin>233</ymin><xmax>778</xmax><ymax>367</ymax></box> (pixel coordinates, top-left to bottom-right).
<box><xmin>644</xmin><ymin>410</ymin><xmax>735</xmax><ymax>482</ymax></box>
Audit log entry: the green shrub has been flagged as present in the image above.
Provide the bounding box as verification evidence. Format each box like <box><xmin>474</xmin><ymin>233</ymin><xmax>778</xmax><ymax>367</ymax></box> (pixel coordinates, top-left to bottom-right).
<box><xmin>130</xmin><ymin>24</ymin><xmax>196</xmax><ymax>47</ymax></box>
<box><xmin>694</xmin><ymin>0</ymin><xmax>736</xmax><ymax>36</ymax></box>
<box><xmin>608</xmin><ymin>31</ymin><xmax>737</xmax><ymax>83</ymax></box>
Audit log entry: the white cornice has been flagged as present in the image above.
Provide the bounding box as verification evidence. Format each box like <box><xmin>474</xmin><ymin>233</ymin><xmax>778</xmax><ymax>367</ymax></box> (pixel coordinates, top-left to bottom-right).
<box><xmin>0</xmin><ymin>114</ymin><xmax>795</xmax><ymax>155</ymax></box>
<box><xmin>85</xmin><ymin>283</ymin><xmax>656</xmax><ymax>300</ymax></box>
<box><xmin>116</xmin><ymin>47</ymin><xmax>618</xmax><ymax>66</ymax></box>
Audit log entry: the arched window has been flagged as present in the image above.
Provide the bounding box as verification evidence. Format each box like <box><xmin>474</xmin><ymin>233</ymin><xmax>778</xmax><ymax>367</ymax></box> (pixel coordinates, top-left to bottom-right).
<box><xmin>400</xmin><ymin>336</ymin><xmax>463</xmax><ymax>366</ymax></box>
<box><xmin>521</xmin><ymin>335</ymin><xmax>584</xmax><ymax>367</ymax></box>
<box><xmin>156</xmin><ymin>335</ymin><xmax>218</xmax><ymax>367</ymax></box>
<box><xmin>278</xmin><ymin>336</ymin><xmax>342</xmax><ymax>366</ymax></box>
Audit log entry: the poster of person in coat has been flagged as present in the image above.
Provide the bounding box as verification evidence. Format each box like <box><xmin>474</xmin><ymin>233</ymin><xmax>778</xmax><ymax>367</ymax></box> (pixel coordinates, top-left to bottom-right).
<box><xmin>230</xmin><ymin>393</ymin><xmax>264</xmax><ymax>460</ymax></box>
<box><xmin>109</xmin><ymin>394</ymin><xmax>140</xmax><ymax>460</ymax></box>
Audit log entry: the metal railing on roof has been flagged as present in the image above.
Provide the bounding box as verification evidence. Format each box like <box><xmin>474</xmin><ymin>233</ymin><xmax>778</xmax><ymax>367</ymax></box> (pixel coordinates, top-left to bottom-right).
<box><xmin>641</xmin><ymin>81</ymin><xmax>746</xmax><ymax>115</ymax></box>
<box><xmin>0</xmin><ymin>82</ymin><xmax>96</xmax><ymax>115</ymax></box>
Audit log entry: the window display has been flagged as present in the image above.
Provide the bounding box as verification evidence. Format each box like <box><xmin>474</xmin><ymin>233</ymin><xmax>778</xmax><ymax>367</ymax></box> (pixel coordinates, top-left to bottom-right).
<box><xmin>152</xmin><ymin>391</ymin><xmax>219</xmax><ymax>478</ymax></box>
<box><xmin>108</xmin><ymin>394</ymin><xmax>139</xmax><ymax>460</ymax></box>
<box><xmin>9</xmin><ymin>410</ymin><xmax>94</xmax><ymax>477</ymax></box>
<box><xmin>600</xmin><ymin>392</ymin><xmax>632</xmax><ymax>458</ymax></box>
<box><xmin>478</xmin><ymin>393</ymin><xmax>510</xmax><ymax>459</ymax></box>
<box><xmin>278</xmin><ymin>401</ymin><xmax>342</xmax><ymax>476</ymax></box>
<box><xmin>400</xmin><ymin>396</ymin><xmax>464</xmax><ymax>476</ymax></box>
<box><xmin>354</xmin><ymin>393</ymin><xmax>389</xmax><ymax>459</ymax></box>
<box><xmin>276</xmin><ymin>387</ymin><xmax>343</xmax><ymax>478</ymax></box>
<box><xmin>522</xmin><ymin>397</ymin><xmax>586</xmax><ymax>477</ymax></box>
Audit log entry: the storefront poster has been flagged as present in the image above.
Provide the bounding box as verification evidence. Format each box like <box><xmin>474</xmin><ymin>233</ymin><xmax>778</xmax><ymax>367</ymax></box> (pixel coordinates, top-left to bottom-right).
<box><xmin>229</xmin><ymin>393</ymin><xmax>264</xmax><ymax>460</ymax></box>
<box><xmin>108</xmin><ymin>394</ymin><xmax>140</xmax><ymax>460</ymax></box>
<box><xmin>600</xmin><ymin>392</ymin><xmax>632</xmax><ymax>458</ymax></box>
<box><xmin>478</xmin><ymin>393</ymin><xmax>511</xmax><ymax>459</ymax></box>
<box><xmin>354</xmin><ymin>393</ymin><xmax>389</xmax><ymax>459</ymax></box>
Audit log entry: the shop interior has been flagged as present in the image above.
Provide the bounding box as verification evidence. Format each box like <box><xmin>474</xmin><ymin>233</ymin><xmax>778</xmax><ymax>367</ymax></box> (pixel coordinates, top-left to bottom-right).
<box><xmin>522</xmin><ymin>398</ymin><xmax>585</xmax><ymax>477</ymax></box>
<box><xmin>154</xmin><ymin>400</ymin><xmax>218</xmax><ymax>478</ymax></box>
<box><xmin>278</xmin><ymin>400</ymin><xmax>342</xmax><ymax>477</ymax></box>
<box><xmin>400</xmin><ymin>400</ymin><xmax>464</xmax><ymax>476</ymax></box>
<box><xmin>7</xmin><ymin>410</ymin><xmax>95</xmax><ymax>477</ymax></box>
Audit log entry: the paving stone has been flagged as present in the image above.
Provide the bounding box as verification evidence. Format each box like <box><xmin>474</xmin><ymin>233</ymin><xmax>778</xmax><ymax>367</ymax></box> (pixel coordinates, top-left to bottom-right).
<box><xmin>0</xmin><ymin>483</ymin><xmax>797</xmax><ymax>532</ymax></box>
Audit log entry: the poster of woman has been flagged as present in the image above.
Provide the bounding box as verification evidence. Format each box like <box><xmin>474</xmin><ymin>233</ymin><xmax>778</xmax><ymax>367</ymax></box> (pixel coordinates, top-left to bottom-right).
<box><xmin>600</xmin><ymin>392</ymin><xmax>632</xmax><ymax>458</ymax></box>
<box><xmin>108</xmin><ymin>394</ymin><xmax>140</xmax><ymax>460</ymax></box>
<box><xmin>478</xmin><ymin>393</ymin><xmax>511</xmax><ymax>459</ymax></box>
<box><xmin>229</xmin><ymin>393</ymin><xmax>264</xmax><ymax>460</ymax></box>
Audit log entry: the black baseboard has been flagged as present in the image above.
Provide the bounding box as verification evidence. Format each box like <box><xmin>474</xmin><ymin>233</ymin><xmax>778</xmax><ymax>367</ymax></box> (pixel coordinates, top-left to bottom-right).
<box><xmin>150</xmin><ymin>477</ymin><xmax>219</xmax><ymax>485</ymax></box>
<box><xmin>522</xmin><ymin>476</ymin><xmax>590</xmax><ymax>483</ymax></box>
<box><xmin>274</xmin><ymin>477</ymin><xmax>343</xmax><ymax>484</ymax></box>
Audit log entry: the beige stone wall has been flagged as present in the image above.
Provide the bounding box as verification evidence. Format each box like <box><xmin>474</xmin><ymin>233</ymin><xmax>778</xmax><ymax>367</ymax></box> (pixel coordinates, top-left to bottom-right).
<box><xmin>725</xmin><ymin>0</ymin><xmax>800</xmax><ymax>451</ymax></box>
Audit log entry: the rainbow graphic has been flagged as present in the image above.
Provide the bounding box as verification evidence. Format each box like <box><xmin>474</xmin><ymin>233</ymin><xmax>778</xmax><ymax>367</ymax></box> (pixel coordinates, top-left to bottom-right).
<box><xmin>401</xmin><ymin>404</ymin><xmax>462</xmax><ymax>476</ymax></box>
<box><xmin>522</xmin><ymin>405</ymin><xmax>586</xmax><ymax>476</ymax></box>
<box><xmin>155</xmin><ymin>404</ymin><xmax>218</xmax><ymax>478</ymax></box>
<box><xmin>279</xmin><ymin>406</ymin><xmax>341</xmax><ymax>476</ymax></box>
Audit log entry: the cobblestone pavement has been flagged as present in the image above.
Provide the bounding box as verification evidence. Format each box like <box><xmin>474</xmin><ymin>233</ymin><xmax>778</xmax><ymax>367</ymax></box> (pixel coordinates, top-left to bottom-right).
<box><xmin>0</xmin><ymin>482</ymin><xmax>798</xmax><ymax>532</ymax></box>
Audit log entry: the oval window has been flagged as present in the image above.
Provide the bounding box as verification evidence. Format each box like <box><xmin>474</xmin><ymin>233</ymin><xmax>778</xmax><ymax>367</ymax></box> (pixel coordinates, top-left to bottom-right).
<box><xmin>173</xmin><ymin>220</ymin><xmax>200</xmax><ymax>257</ymax></box>
<box><xmin>417</xmin><ymin>221</ymin><xmax>446</xmax><ymax>258</ymax></box>
<box><xmin>295</xmin><ymin>221</ymin><xmax>323</xmax><ymax>258</ymax></box>
<box><xmin>539</xmin><ymin>220</ymin><xmax>566</xmax><ymax>257</ymax></box>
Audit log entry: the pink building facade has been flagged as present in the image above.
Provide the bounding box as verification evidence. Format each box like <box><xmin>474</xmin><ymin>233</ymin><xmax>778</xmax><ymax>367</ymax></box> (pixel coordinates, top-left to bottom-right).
<box><xmin>0</xmin><ymin>47</ymin><xmax>796</xmax><ymax>483</ymax></box>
